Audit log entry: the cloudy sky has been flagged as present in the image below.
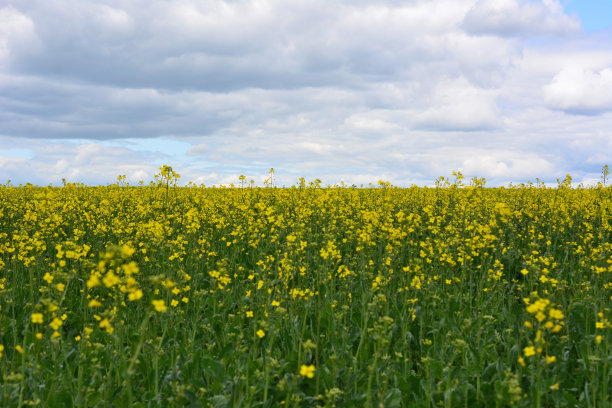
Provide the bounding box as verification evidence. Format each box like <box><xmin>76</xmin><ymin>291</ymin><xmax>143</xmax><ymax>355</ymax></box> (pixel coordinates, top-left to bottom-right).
<box><xmin>1</xmin><ymin>0</ymin><xmax>611</xmax><ymax>186</ymax></box>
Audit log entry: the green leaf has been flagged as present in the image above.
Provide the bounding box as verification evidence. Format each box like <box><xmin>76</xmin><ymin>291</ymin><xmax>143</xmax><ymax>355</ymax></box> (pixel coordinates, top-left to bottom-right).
<box><xmin>201</xmin><ymin>357</ymin><xmax>226</xmax><ymax>383</ymax></box>
<box><xmin>209</xmin><ymin>394</ymin><xmax>228</xmax><ymax>408</ymax></box>
<box><xmin>382</xmin><ymin>388</ymin><xmax>402</xmax><ymax>408</ymax></box>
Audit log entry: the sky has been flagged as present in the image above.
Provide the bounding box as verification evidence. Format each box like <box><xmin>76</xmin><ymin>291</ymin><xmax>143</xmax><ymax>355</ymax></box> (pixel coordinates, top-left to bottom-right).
<box><xmin>1</xmin><ymin>0</ymin><xmax>611</xmax><ymax>187</ymax></box>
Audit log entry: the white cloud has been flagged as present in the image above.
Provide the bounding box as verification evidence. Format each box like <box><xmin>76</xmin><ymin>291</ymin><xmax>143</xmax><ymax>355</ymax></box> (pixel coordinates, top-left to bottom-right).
<box><xmin>460</xmin><ymin>150</ymin><xmax>554</xmax><ymax>178</ymax></box>
<box><xmin>0</xmin><ymin>6</ymin><xmax>38</xmax><ymax>66</ymax></box>
<box><xmin>186</xmin><ymin>143</ymin><xmax>209</xmax><ymax>157</ymax></box>
<box><xmin>91</xmin><ymin>4</ymin><xmax>132</xmax><ymax>34</ymax></box>
<box><xmin>463</xmin><ymin>0</ymin><xmax>580</xmax><ymax>37</ymax></box>
<box><xmin>345</xmin><ymin>111</ymin><xmax>402</xmax><ymax>132</ymax></box>
<box><xmin>0</xmin><ymin>138</ymin><xmax>161</xmax><ymax>185</ymax></box>
<box><xmin>543</xmin><ymin>67</ymin><xmax>612</xmax><ymax>115</ymax></box>
<box><xmin>0</xmin><ymin>0</ymin><xmax>609</xmax><ymax>186</ymax></box>
<box><xmin>413</xmin><ymin>77</ymin><xmax>500</xmax><ymax>131</ymax></box>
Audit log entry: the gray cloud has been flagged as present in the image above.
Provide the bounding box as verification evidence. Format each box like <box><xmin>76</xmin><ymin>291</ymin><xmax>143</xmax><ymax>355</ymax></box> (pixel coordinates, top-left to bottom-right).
<box><xmin>4</xmin><ymin>0</ymin><xmax>519</xmax><ymax>91</ymax></box>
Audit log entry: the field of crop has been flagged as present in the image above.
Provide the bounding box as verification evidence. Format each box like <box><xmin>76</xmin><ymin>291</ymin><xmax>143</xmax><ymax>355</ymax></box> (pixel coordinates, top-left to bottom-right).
<box><xmin>0</xmin><ymin>169</ymin><xmax>610</xmax><ymax>407</ymax></box>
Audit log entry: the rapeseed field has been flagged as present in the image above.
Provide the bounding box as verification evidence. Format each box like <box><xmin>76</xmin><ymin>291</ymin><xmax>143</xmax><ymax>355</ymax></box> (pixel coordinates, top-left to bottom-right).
<box><xmin>0</xmin><ymin>166</ymin><xmax>610</xmax><ymax>407</ymax></box>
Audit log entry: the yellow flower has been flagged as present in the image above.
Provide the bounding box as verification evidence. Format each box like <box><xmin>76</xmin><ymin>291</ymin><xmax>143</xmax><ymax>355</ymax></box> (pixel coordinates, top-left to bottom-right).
<box><xmin>122</xmin><ymin>261</ymin><xmax>139</xmax><ymax>275</ymax></box>
<box><xmin>43</xmin><ymin>272</ymin><xmax>54</xmax><ymax>284</ymax></box>
<box><xmin>550</xmin><ymin>383</ymin><xmax>559</xmax><ymax>391</ymax></box>
<box><xmin>545</xmin><ymin>355</ymin><xmax>556</xmax><ymax>364</ymax></box>
<box><xmin>99</xmin><ymin>318</ymin><xmax>114</xmax><ymax>334</ymax></box>
<box><xmin>152</xmin><ymin>299</ymin><xmax>167</xmax><ymax>312</ymax></box>
<box><xmin>88</xmin><ymin>299</ymin><xmax>102</xmax><ymax>308</ymax></box>
<box><xmin>246</xmin><ymin>311</ymin><xmax>254</xmax><ymax>318</ymax></box>
<box><xmin>126</xmin><ymin>277</ymin><xmax>137</xmax><ymax>288</ymax></box>
<box><xmin>51</xmin><ymin>331</ymin><xmax>61</xmax><ymax>339</ymax></box>
<box><xmin>171</xmin><ymin>299</ymin><xmax>179</xmax><ymax>307</ymax></box>
<box><xmin>549</xmin><ymin>309</ymin><xmax>564</xmax><ymax>320</ymax></box>
<box><xmin>299</xmin><ymin>364</ymin><xmax>315</xmax><ymax>378</ymax></box>
<box><xmin>50</xmin><ymin>317</ymin><xmax>63</xmax><ymax>330</ymax></box>
<box><xmin>121</xmin><ymin>244</ymin><xmax>135</xmax><ymax>258</ymax></box>
<box><xmin>103</xmin><ymin>271</ymin><xmax>120</xmax><ymax>288</ymax></box>
<box><xmin>0</xmin><ymin>344</ymin><xmax>4</xmax><ymax>358</ymax></box>
<box><xmin>518</xmin><ymin>357</ymin><xmax>525</xmax><ymax>367</ymax></box>
<box><xmin>35</xmin><ymin>333</ymin><xmax>43</xmax><ymax>340</ymax></box>
<box><xmin>596</xmin><ymin>335</ymin><xmax>603</xmax><ymax>344</ymax></box>
<box><xmin>256</xmin><ymin>329</ymin><xmax>265</xmax><ymax>338</ymax></box>
<box><xmin>524</xmin><ymin>346</ymin><xmax>536</xmax><ymax>357</ymax></box>
<box><xmin>31</xmin><ymin>313</ymin><xmax>43</xmax><ymax>324</ymax></box>
<box><xmin>128</xmin><ymin>289</ymin><xmax>143</xmax><ymax>301</ymax></box>
<box><xmin>15</xmin><ymin>345</ymin><xmax>24</xmax><ymax>354</ymax></box>
<box><xmin>56</xmin><ymin>283</ymin><xmax>65</xmax><ymax>291</ymax></box>
<box><xmin>86</xmin><ymin>275</ymin><xmax>101</xmax><ymax>288</ymax></box>
<box><xmin>181</xmin><ymin>297</ymin><xmax>188</xmax><ymax>303</ymax></box>
<box><xmin>75</xmin><ymin>336</ymin><xmax>81</xmax><ymax>341</ymax></box>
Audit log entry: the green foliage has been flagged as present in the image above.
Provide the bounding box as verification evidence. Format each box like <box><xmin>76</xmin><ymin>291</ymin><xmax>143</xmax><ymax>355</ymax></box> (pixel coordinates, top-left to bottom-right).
<box><xmin>0</xmin><ymin>171</ymin><xmax>610</xmax><ymax>407</ymax></box>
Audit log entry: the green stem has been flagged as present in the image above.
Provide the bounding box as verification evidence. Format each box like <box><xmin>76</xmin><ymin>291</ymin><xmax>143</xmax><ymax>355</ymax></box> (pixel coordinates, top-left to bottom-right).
<box><xmin>125</xmin><ymin>313</ymin><xmax>152</xmax><ymax>405</ymax></box>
